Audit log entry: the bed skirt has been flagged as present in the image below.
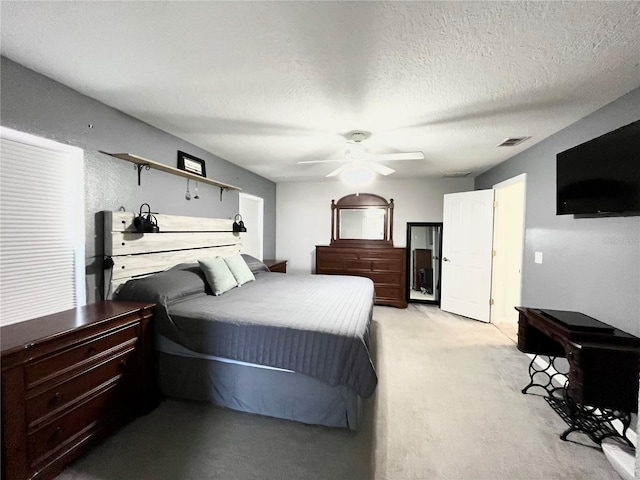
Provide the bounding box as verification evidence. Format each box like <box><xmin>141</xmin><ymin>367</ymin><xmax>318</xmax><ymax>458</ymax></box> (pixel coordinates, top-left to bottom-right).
<box><xmin>156</xmin><ymin>351</ymin><xmax>362</xmax><ymax>430</ymax></box>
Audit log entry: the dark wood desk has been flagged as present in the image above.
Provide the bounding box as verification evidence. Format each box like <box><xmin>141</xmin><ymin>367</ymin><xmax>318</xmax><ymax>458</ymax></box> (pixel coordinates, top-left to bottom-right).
<box><xmin>516</xmin><ymin>307</ymin><xmax>640</xmax><ymax>445</ymax></box>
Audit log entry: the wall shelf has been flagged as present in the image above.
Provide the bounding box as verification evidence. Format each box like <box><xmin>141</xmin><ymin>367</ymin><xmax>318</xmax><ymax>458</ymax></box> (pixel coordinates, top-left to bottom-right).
<box><xmin>100</xmin><ymin>151</ymin><xmax>241</xmax><ymax>200</ymax></box>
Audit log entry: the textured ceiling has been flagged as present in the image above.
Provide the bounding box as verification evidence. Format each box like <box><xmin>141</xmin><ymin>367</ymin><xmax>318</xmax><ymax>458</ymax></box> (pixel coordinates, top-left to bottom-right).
<box><xmin>1</xmin><ymin>1</ymin><xmax>639</xmax><ymax>182</ymax></box>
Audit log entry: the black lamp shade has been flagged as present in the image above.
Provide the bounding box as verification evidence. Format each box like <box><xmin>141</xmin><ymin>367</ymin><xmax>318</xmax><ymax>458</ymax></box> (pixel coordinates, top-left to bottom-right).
<box><xmin>133</xmin><ymin>203</ymin><xmax>160</xmax><ymax>233</ymax></box>
<box><xmin>233</xmin><ymin>214</ymin><xmax>247</xmax><ymax>233</ymax></box>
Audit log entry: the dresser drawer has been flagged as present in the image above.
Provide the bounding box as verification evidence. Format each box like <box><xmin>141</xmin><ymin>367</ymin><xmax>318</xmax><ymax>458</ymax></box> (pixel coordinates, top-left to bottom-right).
<box><xmin>371</xmin><ymin>259</ymin><xmax>403</xmax><ymax>272</ymax></box>
<box><xmin>345</xmin><ymin>260</ymin><xmax>372</xmax><ymax>272</ymax></box>
<box><xmin>358</xmin><ymin>250</ymin><xmax>403</xmax><ymax>260</ymax></box>
<box><xmin>375</xmin><ymin>285</ymin><xmax>403</xmax><ymax>300</ymax></box>
<box><xmin>366</xmin><ymin>272</ymin><xmax>403</xmax><ymax>285</ymax></box>
<box><xmin>317</xmin><ymin>250</ymin><xmax>360</xmax><ymax>260</ymax></box>
<box><xmin>25</xmin><ymin>324</ymin><xmax>138</xmax><ymax>388</ymax></box>
<box><xmin>316</xmin><ymin>258</ymin><xmax>347</xmax><ymax>271</ymax></box>
<box><xmin>316</xmin><ymin>253</ymin><xmax>352</xmax><ymax>264</ymax></box>
<box><xmin>27</xmin><ymin>381</ymin><xmax>126</xmax><ymax>467</ymax></box>
<box><xmin>26</xmin><ymin>347</ymin><xmax>136</xmax><ymax>427</ymax></box>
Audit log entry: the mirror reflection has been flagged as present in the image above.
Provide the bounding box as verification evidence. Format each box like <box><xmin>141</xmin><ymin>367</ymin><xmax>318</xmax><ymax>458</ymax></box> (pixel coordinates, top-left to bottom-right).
<box><xmin>339</xmin><ymin>208</ymin><xmax>385</xmax><ymax>240</ymax></box>
<box><xmin>406</xmin><ymin>223</ymin><xmax>442</xmax><ymax>304</ymax></box>
<box><xmin>331</xmin><ymin>193</ymin><xmax>393</xmax><ymax>246</ymax></box>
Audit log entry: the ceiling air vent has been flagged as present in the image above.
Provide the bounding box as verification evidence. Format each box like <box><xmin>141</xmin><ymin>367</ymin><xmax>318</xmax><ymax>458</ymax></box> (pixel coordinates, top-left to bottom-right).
<box><xmin>443</xmin><ymin>171</ymin><xmax>471</xmax><ymax>178</ymax></box>
<box><xmin>496</xmin><ymin>136</ymin><xmax>531</xmax><ymax>147</ymax></box>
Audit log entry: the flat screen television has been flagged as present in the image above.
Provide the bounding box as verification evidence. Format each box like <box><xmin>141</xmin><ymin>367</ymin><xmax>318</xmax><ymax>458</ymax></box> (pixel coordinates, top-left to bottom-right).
<box><xmin>556</xmin><ymin>119</ymin><xmax>640</xmax><ymax>215</ymax></box>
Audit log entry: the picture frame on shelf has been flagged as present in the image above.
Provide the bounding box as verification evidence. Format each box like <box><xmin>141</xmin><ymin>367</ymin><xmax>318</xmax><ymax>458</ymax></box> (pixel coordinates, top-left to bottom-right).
<box><xmin>177</xmin><ymin>151</ymin><xmax>207</xmax><ymax>177</ymax></box>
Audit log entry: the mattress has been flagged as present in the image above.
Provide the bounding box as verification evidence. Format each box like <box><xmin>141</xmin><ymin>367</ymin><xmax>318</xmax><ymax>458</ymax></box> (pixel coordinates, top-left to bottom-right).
<box><xmin>155</xmin><ymin>333</ymin><xmax>293</xmax><ymax>372</ymax></box>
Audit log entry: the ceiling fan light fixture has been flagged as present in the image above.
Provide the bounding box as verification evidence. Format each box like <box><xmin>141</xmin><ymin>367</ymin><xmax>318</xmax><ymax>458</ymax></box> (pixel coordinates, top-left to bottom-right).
<box><xmin>340</xmin><ymin>165</ymin><xmax>375</xmax><ymax>187</ymax></box>
<box><xmin>301</xmin><ymin>130</ymin><xmax>418</xmax><ymax>178</ymax></box>
<box><xmin>349</xmin><ymin>132</ymin><xmax>368</xmax><ymax>142</ymax></box>
<box><xmin>345</xmin><ymin>141</ymin><xmax>366</xmax><ymax>161</ymax></box>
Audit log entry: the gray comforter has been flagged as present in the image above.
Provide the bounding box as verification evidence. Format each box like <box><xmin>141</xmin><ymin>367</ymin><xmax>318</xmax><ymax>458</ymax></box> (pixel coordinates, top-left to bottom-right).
<box><xmin>116</xmin><ymin>262</ymin><xmax>377</xmax><ymax>398</ymax></box>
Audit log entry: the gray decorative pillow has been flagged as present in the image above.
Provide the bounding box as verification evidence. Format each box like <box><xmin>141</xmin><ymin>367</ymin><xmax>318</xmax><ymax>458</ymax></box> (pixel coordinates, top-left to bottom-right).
<box><xmin>241</xmin><ymin>254</ymin><xmax>270</xmax><ymax>274</ymax></box>
<box><xmin>115</xmin><ymin>264</ymin><xmax>207</xmax><ymax>305</ymax></box>
<box><xmin>198</xmin><ymin>257</ymin><xmax>238</xmax><ymax>295</ymax></box>
<box><xmin>224</xmin><ymin>254</ymin><xmax>255</xmax><ymax>286</ymax></box>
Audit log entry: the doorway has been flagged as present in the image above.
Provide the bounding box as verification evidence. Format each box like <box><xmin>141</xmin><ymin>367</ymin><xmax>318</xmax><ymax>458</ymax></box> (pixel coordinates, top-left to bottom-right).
<box><xmin>440</xmin><ymin>174</ymin><xmax>526</xmax><ymax>324</ymax></box>
<box><xmin>440</xmin><ymin>190</ymin><xmax>495</xmax><ymax>322</ymax></box>
<box><xmin>406</xmin><ymin>223</ymin><xmax>443</xmax><ymax>304</ymax></box>
<box><xmin>238</xmin><ymin>193</ymin><xmax>264</xmax><ymax>260</ymax></box>
<box><xmin>490</xmin><ymin>174</ymin><xmax>526</xmax><ymax>324</ymax></box>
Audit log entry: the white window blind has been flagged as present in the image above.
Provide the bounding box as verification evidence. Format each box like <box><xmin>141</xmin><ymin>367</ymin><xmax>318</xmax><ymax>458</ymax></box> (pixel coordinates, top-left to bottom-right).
<box><xmin>0</xmin><ymin>127</ymin><xmax>85</xmax><ymax>326</ymax></box>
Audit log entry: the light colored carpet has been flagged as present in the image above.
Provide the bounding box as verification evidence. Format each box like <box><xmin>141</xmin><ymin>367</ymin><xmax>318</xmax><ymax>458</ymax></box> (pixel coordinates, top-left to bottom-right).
<box><xmin>493</xmin><ymin>321</ymin><xmax>519</xmax><ymax>344</ymax></box>
<box><xmin>55</xmin><ymin>305</ymin><xmax>627</xmax><ymax>480</ymax></box>
<box><xmin>372</xmin><ymin>305</ymin><xmax>625</xmax><ymax>480</ymax></box>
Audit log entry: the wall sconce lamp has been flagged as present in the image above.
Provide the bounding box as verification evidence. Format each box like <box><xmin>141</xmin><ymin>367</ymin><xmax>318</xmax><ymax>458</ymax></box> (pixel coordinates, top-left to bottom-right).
<box><xmin>233</xmin><ymin>214</ymin><xmax>247</xmax><ymax>233</ymax></box>
<box><xmin>133</xmin><ymin>203</ymin><xmax>160</xmax><ymax>233</ymax></box>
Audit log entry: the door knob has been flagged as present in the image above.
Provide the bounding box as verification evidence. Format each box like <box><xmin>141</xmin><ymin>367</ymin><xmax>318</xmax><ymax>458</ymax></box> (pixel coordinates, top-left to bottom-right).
<box><xmin>443</xmin><ymin>257</ymin><xmax>450</xmax><ymax>262</ymax></box>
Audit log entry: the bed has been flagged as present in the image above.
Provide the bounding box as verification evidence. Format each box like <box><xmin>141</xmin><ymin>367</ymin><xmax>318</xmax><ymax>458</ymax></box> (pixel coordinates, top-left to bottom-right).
<box><xmin>104</xmin><ymin>211</ymin><xmax>377</xmax><ymax>430</ymax></box>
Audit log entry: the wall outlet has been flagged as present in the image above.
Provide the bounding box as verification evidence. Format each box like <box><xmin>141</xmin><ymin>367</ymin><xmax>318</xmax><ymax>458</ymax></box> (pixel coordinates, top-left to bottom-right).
<box><xmin>534</xmin><ymin>251</ymin><xmax>543</xmax><ymax>264</ymax></box>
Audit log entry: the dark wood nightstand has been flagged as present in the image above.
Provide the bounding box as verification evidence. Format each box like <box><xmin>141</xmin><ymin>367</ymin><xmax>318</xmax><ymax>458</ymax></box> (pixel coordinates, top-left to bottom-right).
<box><xmin>1</xmin><ymin>301</ymin><xmax>156</xmax><ymax>480</ymax></box>
<box><xmin>263</xmin><ymin>259</ymin><xmax>287</xmax><ymax>273</ymax></box>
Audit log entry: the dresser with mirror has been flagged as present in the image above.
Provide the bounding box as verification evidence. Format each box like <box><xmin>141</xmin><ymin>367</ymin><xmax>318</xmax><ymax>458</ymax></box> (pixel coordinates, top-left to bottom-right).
<box><xmin>315</xmin><ymin>193</ymin><xmax>407</xmax><ymax>308</ymax></box>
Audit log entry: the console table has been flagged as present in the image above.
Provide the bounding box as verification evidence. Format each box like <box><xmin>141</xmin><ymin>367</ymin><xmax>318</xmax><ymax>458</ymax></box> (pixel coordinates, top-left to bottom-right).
<box><xmin>516</xmin><ymin>307</ymin><xmax>640</xmax><ymax>445</ymax></box>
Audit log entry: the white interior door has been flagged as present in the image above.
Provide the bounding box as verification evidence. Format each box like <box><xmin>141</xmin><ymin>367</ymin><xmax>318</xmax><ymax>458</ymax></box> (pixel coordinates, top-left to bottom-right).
<box><xmin>490</xmin><ymin>175</ymin><xmax>526</xmax><ymax>323</ymax></box>
<box><xmin>238</xmin><ymin>193</ymin><xmax>263</xmax><ymax>260</ymax></box>
<box><xmin>441</xmin><ymin>190</ymin><xmax>495</xmax><ymax>322</ymax></box>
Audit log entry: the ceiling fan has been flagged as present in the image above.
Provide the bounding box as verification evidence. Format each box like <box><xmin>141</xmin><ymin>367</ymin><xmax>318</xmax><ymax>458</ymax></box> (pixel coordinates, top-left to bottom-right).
<box><xmin>297</xmin><ymin>131</ymin><xmax>425</xmax><ymax>178</ymax></box>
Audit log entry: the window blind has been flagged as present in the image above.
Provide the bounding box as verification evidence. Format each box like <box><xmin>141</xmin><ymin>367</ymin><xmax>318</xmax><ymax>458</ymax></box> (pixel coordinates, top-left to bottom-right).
<box><xmin>0</xmin><ymin>128</ymin><xmax>85</xmax><ymax>326</ymax></box>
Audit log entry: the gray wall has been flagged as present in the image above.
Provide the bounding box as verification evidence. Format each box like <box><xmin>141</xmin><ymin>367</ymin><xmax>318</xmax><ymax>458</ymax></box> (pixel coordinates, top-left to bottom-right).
<box><xmin>476</xmin><ymin>87</ymin><xmax>640</xmax><ymax>337</ymax></box>
<box><xmin>0</xmin><ymin>57</ymin><xmax>276</xmax><ymax>304</ymax></box>
<box><xmin>276</xmin><ymin>177</ymin><xmax>473</xmax><ymax>273</ymax></box>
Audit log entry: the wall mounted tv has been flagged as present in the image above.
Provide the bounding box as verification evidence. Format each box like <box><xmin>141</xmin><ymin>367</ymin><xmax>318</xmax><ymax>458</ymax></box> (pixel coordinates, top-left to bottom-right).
<box><xmin>556</xmin><ymin>119</ymin><xmax>640</xmax><ymax>215</ymax></box>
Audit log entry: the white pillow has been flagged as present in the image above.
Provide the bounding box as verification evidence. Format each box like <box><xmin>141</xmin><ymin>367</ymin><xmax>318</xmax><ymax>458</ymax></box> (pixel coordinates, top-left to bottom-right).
<box><xmin>198</xmin><ymin>257</ymin><xmax>238</xmax><ymax>295</ymax></box>
<box><xmin>224</xmin><ymin>254</ymin><xmax>255</xmax><ymax>286</ymax></box>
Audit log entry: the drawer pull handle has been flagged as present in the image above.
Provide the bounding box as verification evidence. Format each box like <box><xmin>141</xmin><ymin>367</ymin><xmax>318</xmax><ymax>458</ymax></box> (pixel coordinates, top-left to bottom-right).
<box><xmin>49</xmin><ymin>391</ymin><xmax>62</xmax><ymax>407</ymax></box>
<box><xmin>118</xmin><ymin>360</ymin><xmax>127</xmax><ymax>372</ymax></box>
<box><xmin>86</xmin><ymin>346</ymin><xmax>98</xmax><ymax>357</ymax></box>
<box><xmin>50</xmin><ymin>426</ymin><xmax>64</xmax><ymax>443</ymax></box>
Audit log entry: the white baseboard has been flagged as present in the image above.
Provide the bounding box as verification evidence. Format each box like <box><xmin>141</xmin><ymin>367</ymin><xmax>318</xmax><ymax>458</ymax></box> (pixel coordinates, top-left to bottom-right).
<box><xmin>601</xmin><ymin>439</ymin><xmax>635</xmax><ymax>480</ymax></box>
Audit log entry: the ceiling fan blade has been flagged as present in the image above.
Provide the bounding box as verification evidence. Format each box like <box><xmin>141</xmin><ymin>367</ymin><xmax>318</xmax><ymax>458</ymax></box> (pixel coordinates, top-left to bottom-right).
<box><xmin>369</xmin><ymin>163</ymin><xmax>395</xmax><ymax>176</ymax></box>
<box><xmin>326</xmin><ymin>164</ymin><xmax>350</xmax><ymax>177</ymax></box>
<box><xmin>297</xmin><ymin>159</ymin><xmax>344</xmax><ymax>165</ymax></box>
<box><xmin>369</xmin><ymin>152</ymin><xmax>424</xmax><ymax>162</ymax></box>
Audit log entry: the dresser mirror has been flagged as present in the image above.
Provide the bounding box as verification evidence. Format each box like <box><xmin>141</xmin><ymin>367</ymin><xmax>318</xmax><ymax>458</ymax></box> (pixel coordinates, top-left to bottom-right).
<box><xmin>339</xmin><ymin>208</ymin><xmax>385</xmax><ymax>240</ymax></box>
<box><xmin>331</xmin><ymin>193</ymin><xmax>394</xmax><ymax>247</ymax></box>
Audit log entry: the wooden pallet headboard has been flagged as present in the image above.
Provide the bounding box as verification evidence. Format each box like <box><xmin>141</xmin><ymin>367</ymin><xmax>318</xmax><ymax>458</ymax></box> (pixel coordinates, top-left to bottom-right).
<box><xmin>104</xmin><ymin>211</ymin><xmax>242</xmax><ymax>295</ymax></box>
